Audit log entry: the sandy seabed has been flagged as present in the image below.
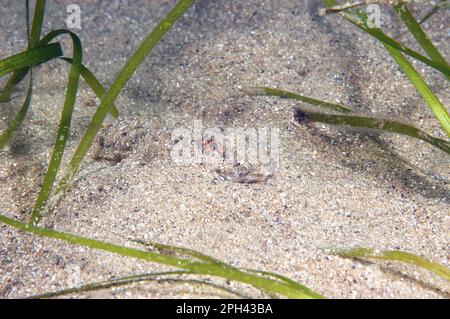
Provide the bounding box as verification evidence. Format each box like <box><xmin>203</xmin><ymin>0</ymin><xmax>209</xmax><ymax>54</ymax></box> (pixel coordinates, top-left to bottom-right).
<box><xmin>0</xmin><ymin>0</ymin><xmax>449</xmax><ymax>298</ymax></box>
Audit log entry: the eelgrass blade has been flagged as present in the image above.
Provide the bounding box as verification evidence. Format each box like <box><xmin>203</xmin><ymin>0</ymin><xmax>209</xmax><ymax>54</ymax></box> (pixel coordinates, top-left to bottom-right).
<box><xmin>136</xmin><ymin>239</ymin><xmax>322</xmax><ymax>298</ymax></box>
<box><xmin>321</xmin><ymin>0</ymin><xmax>450</xmax><ymax>137</ymax></box>
<box><xmin>250</xmin><ymin>86</ymin><xmax>449</xmax><ymax>152</ymax></box>
<box><xmin>0</xmin><ymin>2</ymin><xmax>36</xmax><ymax>148</ymax></box>
<box><xmin>395</xmin><ymin>1</ymin><xmax>445</xmax><ymax>39</ymax></box>
<box><xmin>319</xmin><ymin>0</ymin><xmax>365</xmax><ymax>14</ymax></box>
<box><xmin>28</xmin><ymin>271</ymin><xmax>248</xmax><ymax>299</ymax></box>
<box><xmin>0</xmin><ymin>68</ymin><xmax>29</xmax><ymax>103</ymax></box>
<box><xmin>392</xmin><ymin>3</ymin><xmax>450</xmax><ymax>136</ymax></box>
<box><xmin>417</xmin><ymin>1</ymin><xmax>448</xmax><ymax>25</ymax></box>
<box><xmin>30</xmin><ymin>30</ymin><xmax>83</xmax><ymax>225</ymax></box>
<box><xmin>330</xmin><ymin>248</ymin><xmax>450</xmax><ymax>281</ymax></box>
<box><xmin>28</xmin><ymin>0</ymin><xmax>46</xmax><ymax>48</ymax></box>
<box><xmin>294</xmin><ymin>108</ymin><xmax>450</xmax><ymax>154</ymax></box>
<box><xmin>55</xmin><ymin>0</ymin><xmax>196</xmax><ymax>198</ymax></box>
<box><xmin>356</xmin><ymin>5</ymin><xmax>450</xmax><ymax>137</ymax></box>
<box><xmin>245</xmin><ymin>269</ymin><xmax>324</xmax><ymax>299</ymax></box>
<box><xmin>0</xmin><ymin>43</ymin><xmax>62</xmax><ymax>78</ymax></box>
<box><xmin>393</xmin><ymin>3</ymin><xmax>449</xmax><ymax>70</ymax></box>
<box><xmin>0</xmin><ymin>0</ymin><xmax>47</xmax><ymax>102</ymax></box>
<box><xmin>346</xmin><ymin>14</ymin><xmax>450</xmax><ymax>78</ymax></box>
<box><xmin>135</xmin><ymin>238</ymin><xmax>320</xmax><ymax>297</ymax></box>
<box><xmin>385</xmin><ymin>44</ymin><xmax>450</xmax><ymax>137</ymax></box>
<box><xmin>134</xmin><ymin>239</ymin><xmax>227</xmax><ymax>265</ymax></box>
<box><xmin>60</xmin><ymin>57</ymin><xmax>119</xmax><ymax>118</ymax></box>
<box><xmin>1</xmin><ymin>44</ymin><xmax>117</xmax><ymax>203</ymax></box>
<box><xmin>0</xmin><ymin>213</ymin><xmax>324</xmax><ymax>299</ymax></box>
<box><xmin>29</xmin><ymin>271</ymin><xmax>192</xmax><ymax>299</ymax></box>
<box><xmin>320</xmin><ymin>0</ymin><xmax>450</xmax><ymax>77</ymax></box>
<box><xmin>245</xmin><ymin>86</ymin><xmax>353</xmax><ymax>113</ymax></box>
<box><xmin>0</xmin><ymin>70</ymin><xmax>33</xmax><ymax>148</ymax></box>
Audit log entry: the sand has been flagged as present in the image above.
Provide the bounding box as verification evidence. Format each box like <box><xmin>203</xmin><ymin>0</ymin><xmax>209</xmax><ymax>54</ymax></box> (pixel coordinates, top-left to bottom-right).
<box><xmin>0</xmin><ymin>0</ymin><xmax>449</xmax><ymax>298</ymax></box>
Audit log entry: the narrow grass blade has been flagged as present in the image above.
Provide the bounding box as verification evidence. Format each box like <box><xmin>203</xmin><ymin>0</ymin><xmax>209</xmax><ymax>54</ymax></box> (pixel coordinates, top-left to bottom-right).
<box><xmin>0</xmin><ymin>70</ymin><xmax>33</xmax><ymax>148</ymax></box>
<box><xmin>330</xmin><ymin>248</ymin><xmax>450</xmax><ymax>281</ymax></box>
<box><xmin>396</xmin><ymin>1</ymin><xmax>445</xmax><ymax>39</ymax></box>
<box><xmin>294</xmin><ymin>108</ymin><xmax>450</xmax><ymax>154</ymax></box>
<box><xmin>0</xmin><ymin>68</ymin><xmax>29</xmax><ymax>103</ymax></box>
<box><xmin>385</xmin><ymin>44</ymin><xmax>450</xmax><ymax>137</ymax></box>
<box><xmin>28</xmin><ymin>0</ymin><xmax>46</xmax><ymax>48</ymax></box>
<box><xmin>320</xmin><ymin>0</ymin><xmax>450</xmax><ymax>77</ymax></box>
<box><xmin>28</xmin><ymin>271</ymin><xmax>248</xmax><ymax>299</ymax></box>
<box><xmin>0</xmin><ymin>43</ymin><xmax>62</xmax><ymax>78</ymax></box>
<box><xmin>321</xmin><ymin>0</ymin><xmax>450</xmax><ymax>137</ymax></box>
<box><xmin>319</xmin><ymin>0</ymin><xmax>364</xmax><ymax>14</ymax></box>
<box><xmin>245</xmin><ymin>269</ymin><xmax>324</xmax><ymax>299</ymax></box>
<box><xmin>0</xmin><ymin>0</ymin><xmax>46</xmax><ymax>101</ymax></box>
<box><xmin>55</xmin><ymin>0</ymin><xmax>196</xmax><ymax>197</ymax></box>
<box><xmin>245</xmin><ymin>86</ymin><xmax>353</xmax><ymax>113</ymax></box>
<box><xmin>135</xmin><ymin>238</ymin><xmax>320</xmax><ymax>297</ymax></box>
<box><xmin>248</xmin><ymin>86</ymin><xmax>448</xmax><ymax>153</ymax></box>
<box><xmin>0</xmin><ymin>1</ymin><xmax>47</xmax><ymax>147</ymax></box>
<box><xmin>393</xmin><ymin>3</ymin><xmax>449</xmax><ymax>70</ymax></box>
<box><xmin>417</xmin><ymin>1</ymin><xmax>448</xmax><ymax>25</ymax></box>
<box><xmin>135</xmin><ymin>239</ymin><xmax>323</xmax><ymax>298</ymax></box>
<box><xmin>60</xmin><ymin>57</ymin><xmax>119</xmax><ymax>118</ymax></box>
<box><xmin>134</xmin><ymin>239</ymin><xmax>227</xmax><ymax>265</ymax></box>
<box><xmin>30</xmin><ymin>30</ymin><xmax>83</xmax><ymax>225</ymax></box>
<box><xmin>2</xmin><ymin>58</ymin><xmax>119</xmax><ymax>135</ymax></box>
<box><xmin>0</xmin><ymin>213</ymin><xmax>324</xmax><ymax>299</ymax></box>
<box><xmin>345</xmin><ymin>14</ymin><xmax>450</xmax><ymax>78</ymax></box>
<box><xmin>29</xmin><ymin>270</ymin><xmax>192</xmax><ymax>299</ymax></box>
<box><xmin>0</xmin><ymin>69</ymin><xmax>30</xmax><ymax>103</ymax></box>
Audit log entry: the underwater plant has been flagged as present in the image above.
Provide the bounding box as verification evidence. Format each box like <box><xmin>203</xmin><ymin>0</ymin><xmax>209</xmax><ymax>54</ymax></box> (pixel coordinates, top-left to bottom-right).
<box><xmin>0</xmin><ymin>0</ymin><xmax>448</xmax><ymax>298</ymax></box>
<box><xmin>248</xmin><ymin>0</ymin><xmax>450</xmax><ymax>152</ymax></box>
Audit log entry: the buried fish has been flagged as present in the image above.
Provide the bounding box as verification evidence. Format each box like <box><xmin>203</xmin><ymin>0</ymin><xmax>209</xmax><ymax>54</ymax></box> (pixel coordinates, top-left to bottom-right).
<box><xmin>215</xmin><ymin>165</ymin><xmax>272</xmax><ymax>184</ymax></box>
